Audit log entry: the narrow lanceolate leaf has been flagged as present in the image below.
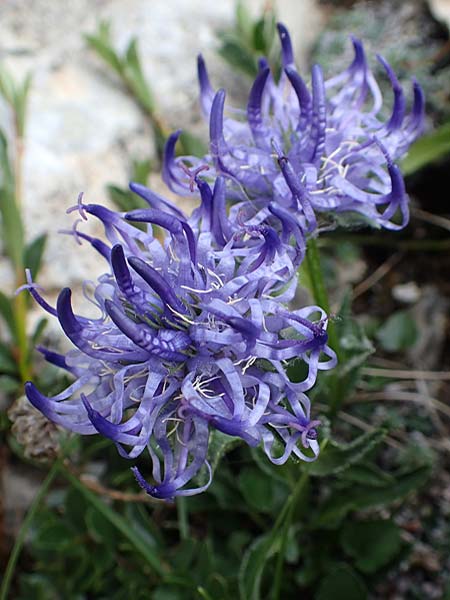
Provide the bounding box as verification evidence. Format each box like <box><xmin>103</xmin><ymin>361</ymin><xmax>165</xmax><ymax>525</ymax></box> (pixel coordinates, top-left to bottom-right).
<box><xmin>0</xmin><ymin>65</ymin><xmax>16</xmax><ymax>105</ymax></box>
<box><xmin>314</xmin><ymin>464</ymin><xmax>431</xmax><ymax>528</ymax></box>
<box><xmin>0</xmin><ymin>341</ymin><xmax>18</xmax><ymax>376</ymax></box>
<box><xmin>84</xmin><ymin>22</ymin><xmax>123</xmax><ymax>76</ymax></box>
<box><xmin>0</xmin><ymin>131</ymin><xmax>24</xmax><ymax>270</ymax></box>
<box><xmin>124</xmin><ymin>39</ymin><xmax>156</xmax><ymax>114</ymax></box>
<box><xmin>239</xmin><ymin>533</ymin><xmax>278</xmax><ymax>600</ymax></box>
<box><xmin>0</xmin><ymin>186</ymin><xmax>25</xmax><ymax>270</ymax></box>
<box><xmin>0</xmin><ymin>290</ymin><xmax>17</xmax><ymax>342</ymax></box>
<box><xmin>307</xmin><ymin>429</ymin><xmax>387</xmax><ymax>477</ymax></box>
<box><xmin>14</xmin><ymin>73</ymin><xmax>32</xmax><ymax>137</ymax></box>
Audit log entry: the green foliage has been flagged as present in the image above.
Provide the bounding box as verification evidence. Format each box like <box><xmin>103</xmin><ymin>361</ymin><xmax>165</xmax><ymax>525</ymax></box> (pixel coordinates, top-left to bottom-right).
<box><xmin>0</xmin><ymin>130</ymin><xmax>24</xmax><ymax>272</ymax></box>
<box><xmin>85</xmin><ymin>22</ymin><xmax>204</xmax><ymax>159</ymax></box>
<box><xmin>307</xmin><ymin>428</ymin><xmax>386</xmax><ymax>477</ymax></box>
<box><xmin>376</xmin><ymin>310</ymin><xmax>418</xmax><ymax>353</ymax></box>
<box><xmin>340</xmin><ymin>519</ymin><xmax>403</xmax><ymax>574</ymax></box>
<box><xmin>316</xmin><ymin>564</ymin><xmax>367</xmax><ymax>600</ymax></box>
<box><xmin>218</xmin><ymin>2</ymin><xmax>280</xmax><ymax>78</ymax></box>
<box><xmin>107</xmin><ymin>159</ymin><xmax>152</xmax><ymax>213</ymax></box>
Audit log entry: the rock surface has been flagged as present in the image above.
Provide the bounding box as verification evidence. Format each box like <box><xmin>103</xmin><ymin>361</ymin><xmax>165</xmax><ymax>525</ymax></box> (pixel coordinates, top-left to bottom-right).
<box><xmin>0</xmin><ymin>0</ymin><xmax>322</xmax><ymax>327</ymax></box>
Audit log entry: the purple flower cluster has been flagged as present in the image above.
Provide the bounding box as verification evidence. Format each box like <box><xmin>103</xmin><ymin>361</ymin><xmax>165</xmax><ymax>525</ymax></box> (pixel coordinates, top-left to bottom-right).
<box><xmin>165</xmin><ymin>24</ymin><xmax>424</xmax><ymax>235</ymax></box>
<box><xmin>24</xmin><ymin>25</ymin><xmax>422</xmax><ymax>499</ymax></box>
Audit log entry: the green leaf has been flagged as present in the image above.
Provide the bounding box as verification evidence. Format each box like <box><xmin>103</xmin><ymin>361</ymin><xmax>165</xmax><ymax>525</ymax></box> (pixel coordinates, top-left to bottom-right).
<box><xmin>236</xmin><ymin>1</ymin><xmax>253</xmax><ymax>39</ymax></box>
<box><xmin>0</xmin><ymin>131</ymin><xmax>24</xmax><ymax>270</ymax></box>
<box><xmin>31</xmin><ymin>317</ymin><xmax>48</xmax><ymax>346</ymax></box>
<box><xmin>0</xmin><ymin>341</ymin><xmax>18</xmax><ymax>376</ymax></box>
<box><xmin>315</xmin><ymin>464</ymin><xmax>431</xmax><ymax>528</ymax></box>
<box><xmin>107</xmin><ymin>184</ymin><xmax>148</xmax><ymax>214</ymax></box>
<box><xmin>340</xmin><ymin>519</ymin><xmax>403</xmax><ymax>574</ymax></box>
<box><xmin>178</xmin><ymin>130</ymin><xmax>208</xmax><ymax>158</ymax></box>
<box><xmin>339</xmin><ymin>462</ymin><xmax>395</xmax><ymax>488</ymax></box>
<box><xmin>316</xmin><ymin>564</ymin><xmax>367</xmax><ymax>600</ymax></box>
<box><xmin>238</xmin><ymin>467</ymin><xmax>276</xmax><ymax>512</ymax></box>
<box><xmin>402</xmin><ymin>121</ymin><xmax>450</xmax><ymax>175</ymax></box>
<box><xmin>252</xmin><ymin>12</ymin><xmax>276</xmax><ymax>55</ymax></box>
<box><xmin>33</xmin><ymin>521</ymin><xmax>74</xmax><ymax>552</ymax></box>
<box><xmin>376</xmin><ymin>310</ymin><xmax>418</xmax><ymax>352</ymax></box>
<box><xmin>85</xmin><ymin>505</ymin><xmax>117</xmax><ymax>545</ymax></box>
<box><xmin>0</xmin><ymin>290</ymin><xmax>17</xmax><ymax>340</ymax></box>
<box><xmin>85</xmin><ymin>22</ymin><xmax>124</xmax><ymax>76</ymax></box>
<box><xmin>0</xmin><ymin>65</ymin><xmax>16</xmax><ymax>105</ymax></box>
<box><xmin>62</xmin><ymin>469</ymin><xmax>165</xmax><ymax>577</ymax></box>
<box><xmin>24</xmin><ymin>233</ymin><xmax>47</xmax><ymax>279</ymax></box>
<box><xmin>124</xmin><ymin>38</ymin><xmax>155</xmax><ymax>114</ymax></box>
<box><xmin>130</xmin><ymin>158</ymin><xmax>152</xmax><ymax>184</ymax></box>
<box><xmin>13</xmin><ymin>72</ymin><xmax>32</xmax><ymax>137</ymax></box>
<box><xmin>307</xmin><ymin>429</ymin><xmax>386</xmax><ymax>477</ymax></box>
<box><xmin>239</xmin><ymin>533</ymin><xmax>276</xmax><ymax>600</ymax></box>
<box><xmin>0</xmin><ymin>374</ymin><xmax>20</xmax><ymax>393</ymax></box>
<box><xmin>218</xmin><ymin>38</ymin><xmax>258</xmax><ymax>77</ymax></box>
<box><xmin>0</xmin><ymin>186</ymin><xmax>24</xmax><ymax>270</ymax></box>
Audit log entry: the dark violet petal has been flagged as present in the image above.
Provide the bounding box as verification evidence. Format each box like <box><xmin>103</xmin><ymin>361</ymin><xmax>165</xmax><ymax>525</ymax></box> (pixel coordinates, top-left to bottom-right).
<box><xmin>212</xmin><ymin>176</ymin><xmax>233</xmax><ymax>246</ymax></box>
<box><xmin>180</xmin><ymin>221</ymin><xmax>197</xmax><ymax>265</ymax></box>
<box><xmin>258</xmin><ymin>57</ymin><xmax>270</xmax><ymax>71</ymax></box>
<box><xmin>161</xmin><ymin>130</ymin><xmax>194</xmax><ymax>196</ymax></box>
<box><xmin>126</xmin><ymin>208</ymin><xmax>183</xmax><ymax>232</ymax></box>
<box><xmin>128</xmin><ymin>256</ymin><xmax>187</xmax><ymax>314</ymax></box>
<box><xmin>247</xmin><ymin>68</ymin><xmax>270</xmax><ymax>148</ymax></box>
<box><xmin>197</xmin><ymin>54</ymin><xmax>215</xmax><ymax>116</ymax></box>
<box><xmin>285</xmin><ymin>66</ymin><xmax>312</xmax><ymax>132</ymax></box>
<box><xmin>310</xmin><ymin>64</ymin><xmax>327</xmax><ymax>163</ymax></box>
<box><xmin>410</xmin><ymin>78</ymin><xmax>425</xmax><ymax>132</ymax></box>
<box><xmin>105</xmin><ymin>300</ymin><xmax>189</xmax><ymax>361</ymax></box>
<box><xmin>26</xmin><ymin>382</ymin><xmax>60</xmax><ymax>421</ymax></box>
<box><xmin>196</xmin><ymin>178</ymin><xmax>213</xmax><ymax>232</ymax></box>
<box><xmin>111</xmin><ymin>244</ymin><xmax>134</xmax><ymax>296</ymax></box>
<box><xmin>268</xmin><ymin>203</ymin><xmax>306</xmax><ymax>262</ymax></box>
<box><xmin>349</xmin><ymin>36</ymin><xmax>366</xmax><ymax>71</ymax></box>
<box><xmin>129</xmin><ymin>181</ymin><xmax>186</xmax><ymax>218</ymax></box>
<box><xmin>57</xmin><ymin>288</ymin><xmax>82</xmax><ymax>337</ymax></box>
<box><xmin>36</xmin><ymin>346</ymin><xmax>73</xmax><ymax>372</ymax></box>
<box><xmin>105</xmin><ymin>299</ymin><xmax>154</xmax><ymax>351</ymax></box>
<box><xmin>377</xmin><ymin>55</ymin><xmax>405</xmax><ymax>131</ymax></box>
<box><xmin>277</xmin><ymin>23</ymin><xmax>294</xmax><ymax>67</ymax></box>
<box><xmin>209</xmin><ymin>89</ymin><xmax>229</xmax><ymax>170</ymax></box>
<box><xmin>131</xmin><ymin>466</ymin><xmax>166</xmax><ymax>498</ymax></box>
<box><xmin>81</xmin><ymin>393</ymin><xmax>122</xmax><ymax>441</ymax></box>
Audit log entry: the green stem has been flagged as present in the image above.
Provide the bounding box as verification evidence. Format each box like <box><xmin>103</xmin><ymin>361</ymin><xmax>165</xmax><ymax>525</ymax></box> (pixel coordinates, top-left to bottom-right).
<box><xmin>305</xmin><ymin>237</ymin><xmax>338</xmax><ymax>355</ymax></box>
<box><xmin>61</xmin><ymin>468</ymin><xmax>166</xmax><ymax>577</ymax></box>
<box><xmin>305</xmin><ymin>238</ymin><xmax>343</xmax><ymax>418</ymax></box>
<box><xmin>13</xmin><ymin>289</ymin><xmax>30</xmax><ymax>383</ymax></box>
<box><xmin>12</xmin><ymin>117</ymin><xmax>29</xmax><ymax>383</ymax></box>
<box><xmin>176</xmin><ymin>496</ymin><xmax>189</xmax><ymax>541</ymax></box>
<box><xmin>271</xmin><ymin>471</ymin><xmax>309</xmax><ymax>600</ymax></box>
<box><xmin>0</xmin><ymin>460</ymin><xmax>60</xmax><ymax>600</ymax></box>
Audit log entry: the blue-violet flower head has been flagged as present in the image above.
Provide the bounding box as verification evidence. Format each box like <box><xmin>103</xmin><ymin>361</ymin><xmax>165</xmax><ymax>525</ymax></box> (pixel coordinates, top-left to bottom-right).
<box><xmin>164</xmin><ymin>24</ymin><xmax>424</xmax><ymax>235</ymax></box>
<box><xmin>24</xmin><ymin>185</ymin><xmax>336</xmax><ymax>500</ymax></box>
